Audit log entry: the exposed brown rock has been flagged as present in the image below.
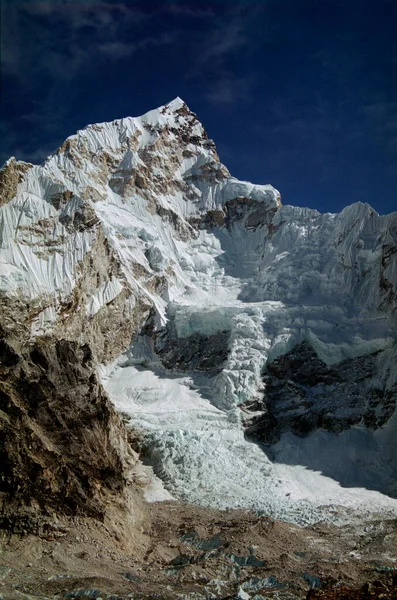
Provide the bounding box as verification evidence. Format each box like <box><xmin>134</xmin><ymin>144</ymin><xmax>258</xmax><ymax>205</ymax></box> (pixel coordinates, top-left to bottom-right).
<box><xmin>49</xmin><ymin>227</ymin><xmax>152</xmax><ymax>363</ymax></box>
<box><xmin>50</xmin><ymin>189</ymin><xmax>73</xmax><ymax>210</ymax></box>
<box><xmin>306</xmin><ymin>578</ymin><xmax>397</xmax><ymax>599</ymax></box>
<box><xmin>0</xmin><ymin>337</ymin><xmax>145</xmax><ymax>528</ymax></box>
<box><xmin>225</xmin><ymin>196</ymin><xmax>278</xmax><ymax>230</ymax></box>
<box><xmin>0</xmin><ymin>158</ymin><xmax>33</xmax><ymax>207</ymax></box>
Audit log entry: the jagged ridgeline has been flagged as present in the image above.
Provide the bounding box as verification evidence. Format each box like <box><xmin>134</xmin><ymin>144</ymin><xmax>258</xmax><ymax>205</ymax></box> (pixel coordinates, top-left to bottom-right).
<box><xmin>0</xmin><ymin>98</ymin><xmax>396</xmax><ymax>526</ymax></box>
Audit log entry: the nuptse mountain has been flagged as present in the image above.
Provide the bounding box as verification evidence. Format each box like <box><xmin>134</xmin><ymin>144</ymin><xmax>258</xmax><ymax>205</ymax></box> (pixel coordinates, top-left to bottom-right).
<box><xmin>0</xmin><ymin>97</ymin><xmax>396</xmax><ymax>528</ymax></box>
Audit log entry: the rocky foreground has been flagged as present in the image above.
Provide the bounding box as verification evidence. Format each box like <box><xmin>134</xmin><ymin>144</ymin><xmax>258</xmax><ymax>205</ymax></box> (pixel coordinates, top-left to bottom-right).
<box><xmin>0</xmin><ymin>502</ymin><xmax>397</xmax><ymax>600</ymax></box>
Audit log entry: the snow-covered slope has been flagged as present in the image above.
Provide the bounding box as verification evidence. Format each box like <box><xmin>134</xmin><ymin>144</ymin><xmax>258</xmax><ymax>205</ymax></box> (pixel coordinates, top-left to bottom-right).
<box><xmin>1</xmin><ymin>98</ymin><xmax>396</xmax><ymax>524</ymax></box>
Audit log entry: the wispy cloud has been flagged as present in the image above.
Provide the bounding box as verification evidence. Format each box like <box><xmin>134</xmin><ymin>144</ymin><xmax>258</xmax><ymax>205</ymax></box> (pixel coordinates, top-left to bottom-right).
<box><xmin>1</xmin><ymin>1</ymin><xmax>172</xmax><ymax>163</ymax></box>
<box><xmin>98</xmin><ymin>32</ymin><xmax>174</xmax><ymax>59</ymax></box>
<box><xmin>197</xmin><ymin>21</ymin><xmax>247</xmax><ymax>67</ymax></box>
<box><xmin>205</xmin><ymin>75</ymin><xmax>253</xmax><ymax>105</ymax></box>
<box><xmin>189</xmin><ymin>2</ymin><xmax>262</xmax><ymax>106</ymax></box>
<box><xmin>166</xmin><ymin>4</ymin><xmax>214</xmax><ymax>19</ymax></box>
<box><xmin>2</xmin><ymin>1</ymin><xmax>151</xmax><ymax>80</ymax></box>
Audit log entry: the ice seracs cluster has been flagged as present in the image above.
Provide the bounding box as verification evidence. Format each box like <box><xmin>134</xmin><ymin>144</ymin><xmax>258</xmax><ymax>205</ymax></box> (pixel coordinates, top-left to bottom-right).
<box><xmin>1</xmin><ymin>98</ymin><xmax>396</xmax><ymax>524</ymax></box>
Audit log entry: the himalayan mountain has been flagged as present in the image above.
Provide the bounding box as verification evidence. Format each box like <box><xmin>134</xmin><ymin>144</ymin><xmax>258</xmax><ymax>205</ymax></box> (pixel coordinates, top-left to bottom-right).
<box><xmin>0</xmin><ymin>98</ymin><xmax>396</xmax><ymax>600</ymax></box>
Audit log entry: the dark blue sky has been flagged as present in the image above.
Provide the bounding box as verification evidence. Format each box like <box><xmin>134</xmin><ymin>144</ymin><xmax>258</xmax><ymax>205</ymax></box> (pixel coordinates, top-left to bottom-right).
<box><xmin>1</xmin><ymin>0</ymin><xmax>396</xmax><ymax>214</ymax></box>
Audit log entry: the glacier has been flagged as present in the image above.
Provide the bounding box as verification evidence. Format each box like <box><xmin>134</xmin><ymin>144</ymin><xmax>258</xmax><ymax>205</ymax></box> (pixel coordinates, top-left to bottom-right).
<box><xmin>1</xmin><ymin>97</ymin><xmax>396</xmax><ymax>525</ymax></box>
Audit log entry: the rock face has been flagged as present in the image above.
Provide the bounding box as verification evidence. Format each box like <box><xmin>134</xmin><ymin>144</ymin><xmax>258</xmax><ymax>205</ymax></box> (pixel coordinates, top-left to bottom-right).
<box><xmin>0</xmin><ymin>333</ymin><xmax>142</xmax><ymax>529</ymax></box>
<box><xmin>0</xmin><ymin>158</ymin><xmax>33</xmax><ymax>208</ymax></box>
<box><xmin>0</xmin><ymin>97</ymin><xmax>396</xmax><ymax>522</ymax></box>
<box><xmin>155</xmin><ymin>326</ymin><xmax>230</xmax><ymax>376</ymax></box>
<box><xmin>243</xmin><ymin>341</ymin><xmax>396</xmax><ymax>444</ymax></box>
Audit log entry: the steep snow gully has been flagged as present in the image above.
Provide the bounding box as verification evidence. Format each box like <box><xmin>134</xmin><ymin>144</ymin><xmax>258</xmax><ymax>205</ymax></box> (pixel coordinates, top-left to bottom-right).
<box><xmin>1</xmin><ymin>98</ymin><xmax>397</xmax><ymax>525</ymax></box>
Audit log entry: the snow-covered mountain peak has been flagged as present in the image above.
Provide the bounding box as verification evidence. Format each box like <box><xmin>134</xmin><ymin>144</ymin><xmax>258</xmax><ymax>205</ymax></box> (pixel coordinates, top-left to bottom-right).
<box><xmin>1</xmin><ymin>100</ymin><xmax>396</xmax><ymax>525</ymax></box>
<box><xmin>38</xmin><ymin>98</ymin><xmax>280</xmax><ymax>215</ymax></box>
<box><xmin>50</xmin><ymin>96</ymin><xmax>213</xmax><ymax>168</ymax></box>
<box><xmin>0</xmin><ymin>100</ymin><xmax>280</xmax><ymax>337</ymax></box>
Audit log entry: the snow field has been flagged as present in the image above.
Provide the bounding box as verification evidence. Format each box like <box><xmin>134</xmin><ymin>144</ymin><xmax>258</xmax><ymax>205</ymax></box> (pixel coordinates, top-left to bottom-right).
<box><xmin>101</xmin><ymin>355</ymin><xmax>397</xmax><ymax>525</ymax></box>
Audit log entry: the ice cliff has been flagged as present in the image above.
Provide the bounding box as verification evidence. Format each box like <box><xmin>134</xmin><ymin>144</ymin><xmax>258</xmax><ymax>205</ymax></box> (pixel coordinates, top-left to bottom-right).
<box><xmin>1</xmin><ymin>97</ymin><xmax>396</xmax><ymax>524</ymax></box>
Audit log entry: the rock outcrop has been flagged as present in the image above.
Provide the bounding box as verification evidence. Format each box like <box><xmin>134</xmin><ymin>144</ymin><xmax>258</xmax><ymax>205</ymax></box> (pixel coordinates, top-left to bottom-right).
<box><xmin>243</xmin><ymin>341</ymin><xmax>397</xmax><ymax>444</ymax></box>
<box><xmin>0</xmin><ymin>332</ymin><xmax>146</xmax><ymax>533</ymax></box>
<box><xmin>0</xmin><ymin>158</ymin><xmax>33</xmax><ymax>208</ymax></box>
